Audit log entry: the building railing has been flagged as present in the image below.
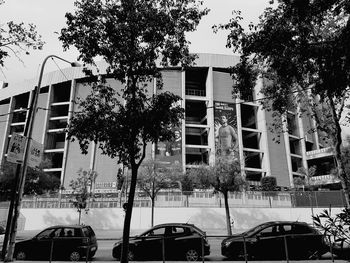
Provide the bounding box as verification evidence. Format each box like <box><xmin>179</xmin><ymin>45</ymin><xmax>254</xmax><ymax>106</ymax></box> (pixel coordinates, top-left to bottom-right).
<box><xmin>0</xmin><ymin>190</ymin><xmax>345</xmax><ymax>209</ymax></box>
<box><xmin>185</xmin><ymin>89</ymin><xmax>206</xmax><ymax>97</ymax></box>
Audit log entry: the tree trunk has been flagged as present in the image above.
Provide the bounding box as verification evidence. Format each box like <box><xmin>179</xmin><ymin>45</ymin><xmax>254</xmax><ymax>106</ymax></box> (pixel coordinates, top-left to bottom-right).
<box><xmin>328</xmin><ymin>95</ymin><xmax>350</xmax><ymax>206</ymax></box>
<box><xmin>78</xmin><ymin>210</ymin><xmax>81</xmax><ymax>225</ymax></box>
<box><xmin>120</xmin><ymin>163</ymin><xmax>138</xmax><ymax>263</ymax></box>
<box><xmin>223</xmin><ymin>191</ymin><xmax>232</xmax><ymax>236</ymax></box>
<box><xmin>151</xmin><ymin>197</ymin><xmax>154</xmax><ymax>227</ymax></box>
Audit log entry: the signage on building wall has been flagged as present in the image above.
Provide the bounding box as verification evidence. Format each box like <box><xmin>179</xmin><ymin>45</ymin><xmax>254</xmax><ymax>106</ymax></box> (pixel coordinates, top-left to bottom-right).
<box><xmin>155</xmin><ymin>126</ymin><xmax>182</xmax><ymax>166</ymax></box>
<box><xmin>95</xmin><ymin>181</ymin><xmax>117</xmax><ymax>189</ymax></box>
<box><xmin>309</xmin><ymin>174</ymin><xmax>340</xmax><ymax>185</ymax></box>
<box><xmin>214</xmin><ymin>101</ymin><xmax>238</xmax><ymax>159</ymax></box>
<box><xmin>306</xmin><ymin>147</ymin><xmax>334</xmax><ymax>160</ymax></box>
<box><xmin>7</xmin><ymin>133</ymin><xmax>26</xmax><ymax>164</ymax></box>
<box><xmin>28</xmin><ymin>139</ymin><xmax>43</xmax><ymax>168</ymax></box>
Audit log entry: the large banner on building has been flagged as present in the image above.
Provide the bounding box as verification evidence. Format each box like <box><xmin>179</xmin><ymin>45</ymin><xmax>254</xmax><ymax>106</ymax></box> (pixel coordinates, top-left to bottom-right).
<box><xmin>155</xmin><ymin>127</ymin><xmax>182</xmax><ymax>166</ymax></box>
<box><xmin>214</xmin><ymin>101</ymin><xmax>238</xmax><ymax>158</ymax></box>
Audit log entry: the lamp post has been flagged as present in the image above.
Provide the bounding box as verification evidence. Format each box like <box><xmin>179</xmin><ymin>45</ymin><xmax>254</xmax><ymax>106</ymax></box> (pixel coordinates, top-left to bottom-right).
<box><xmin>2</xmin><ymin>55</ymin><xmax>81</xmax><ymax>262</ymax></box>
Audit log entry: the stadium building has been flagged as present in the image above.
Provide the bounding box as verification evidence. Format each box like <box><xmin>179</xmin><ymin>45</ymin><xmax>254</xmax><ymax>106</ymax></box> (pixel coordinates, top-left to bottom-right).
<box><xmin>0</xmin><ymin>53</ymin><xmax>341</xmax><ymax>192</ymax></box>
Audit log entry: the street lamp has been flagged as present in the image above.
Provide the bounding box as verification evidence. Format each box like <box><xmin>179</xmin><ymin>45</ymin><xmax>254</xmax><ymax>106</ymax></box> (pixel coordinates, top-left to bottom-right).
<box><xmin>2</xmin><ymin>55</ymin><xmax>81</xmax><ymax>262</ymax></box>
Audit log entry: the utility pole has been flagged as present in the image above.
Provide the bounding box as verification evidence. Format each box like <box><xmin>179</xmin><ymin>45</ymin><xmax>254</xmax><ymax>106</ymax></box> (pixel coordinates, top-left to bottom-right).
<box><xmin>1</xmin><ymin>55</ymin><xmax>80</xmax><ymax>262</ymax></box>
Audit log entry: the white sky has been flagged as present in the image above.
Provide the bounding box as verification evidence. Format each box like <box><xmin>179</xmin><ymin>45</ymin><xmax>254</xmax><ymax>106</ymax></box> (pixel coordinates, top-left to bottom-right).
<box><xmin>0</xmin><ymin>0</ymin><xmax>270</xmax><ymax>85</ymax></box>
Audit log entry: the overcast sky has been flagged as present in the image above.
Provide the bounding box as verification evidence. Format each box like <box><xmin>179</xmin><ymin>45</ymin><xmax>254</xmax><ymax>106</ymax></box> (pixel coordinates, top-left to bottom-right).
<box><xmin>0</xmin><ymin>0</ymin><xmax>270</xmax><ymax>85</ymax></box>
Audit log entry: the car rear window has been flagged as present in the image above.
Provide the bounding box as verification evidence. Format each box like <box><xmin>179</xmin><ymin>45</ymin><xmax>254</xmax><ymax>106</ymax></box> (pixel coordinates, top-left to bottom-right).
<box><xmin>189</xmin><ymin>225</ymin><xmax>205</xmax><ymax>236</ymax></box>
<box><xmin>82</xmin><ymin>226</ymin><xmax>95</xmax><ymax>238</ymax></box>
<box><xmin>291</xmin><ymin>224</ymin><xmax>314</xmax><ymax>234</ymax></box>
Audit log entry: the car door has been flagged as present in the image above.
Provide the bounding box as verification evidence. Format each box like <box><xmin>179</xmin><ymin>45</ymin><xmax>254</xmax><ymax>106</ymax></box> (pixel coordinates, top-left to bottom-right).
<box><xmin>138</xmin><ymin>226</ymin><xmax>165</xmax><ymax>260</ymax></box>
<box><xmin>286</xmin><ymin>223</ymin><xmax>321</xmax><ymax>259</ymax></box>
<box><xmin>32</xmin><ymin>227</ymin><xmax>60</xmax><ymax>260</ymax></box>
<box><xmin>164</xmin><ymin>226</ymin><xmax>188</xmax><ymax>259</ymax></box>
<box><xmin>253</xmin><ymin>224</ymin><xmax>285</xmax><ymax>260</ymax></box>
<box><xmin>52</xmin><ymin>227</ymin><xmax>79</xmax><ymax>259</ymax></box>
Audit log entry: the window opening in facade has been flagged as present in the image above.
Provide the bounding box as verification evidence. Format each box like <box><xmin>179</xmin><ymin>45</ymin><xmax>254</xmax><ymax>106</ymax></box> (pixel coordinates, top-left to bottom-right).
<box><xmin>287</xmin><ymin>112</ymin><xmax>299</xmax><ymax>137</ymax></box>
<box><xmin>185</xmin><ymin>68</ymin><xmax>207</xmax><ymax>97</ymax></box>
<box><xmin>9</xmin><ymin>125</ymin><xmax>25</xmax><ymax>135</ymax></box>
<box><xmin>44</xmin><ymin>152</ymin><xmax>64</xmax><ymax>169</ymax></box>
<box><xmin>241</xmin><ymin>104</ymin><xmax>257</xmax><ymax>129</ymax></box>
<box><xmin>242</xmin><ymin>131</ymin><xmax>260</xmax><ymax>149</ymax></box>
<box><xmin>52</xmin><ymin>81</ymin><xmax>71</xmax><ymax>103</ymax></box>
<box><xmin>185</xmin><ymin>100</ymin><xmax>207</xmax><ymax>125</ymax></box>
<box><xmin>40</xmin><ymin>86</ymin><xmax>49</xmax><ymax>94</ymax></box>
<box><xmin>307</xmin><ymin>156</ymin><xmax>336</xmax><ymax>177</ymax></box>
<box><xmin>12</xmin><ymin>109</ymin><xmax>26</xmax><ymax>123</ymax></box>
<box><xmin>14</xmin><ymin>92</ymin><xmax>29</xmax><ymax>110</ymax></box>
<box><xmin>46</xmin><ymin>132</ymin><xmax>66</xmax><ymax>150</ymax></box>
<box><xmin>185</xmin><ymin>148</ymin><xmax>208</xmax><ymax>165</ymax></box>
<box><xmin>50</xmin><ymin>104</ymin><xmax>69</xmax><ymax>118</ymax></box>
<box><xmin>185</xmin><ymin>127</ymin><xmax>208</xmax><ymax>146</ymax></box>
<box><xmin>291</xmin><ymin>156</ymin><xmax>302</xmax><ymax>173</ymax></box>
<box><xmin>245</xmin><ymin>151</ymin><xmax>262</xmax><ymax>169</ymax></box>
<box><xmin>289</xmin><ymin>138</ymin><xmax>302</xmax><ymax>155</ymax></box>
<box><xmin>48</xmin><ymin>118</ymin><xmax>68</xmax><ymax>130</ymax></box>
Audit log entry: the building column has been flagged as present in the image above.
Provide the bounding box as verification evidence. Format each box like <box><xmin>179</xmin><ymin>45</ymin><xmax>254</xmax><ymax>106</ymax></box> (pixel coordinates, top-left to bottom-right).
<box><xmin>61</xmin><ymin>80</ymin><xmax>79</xmax><ymax>187</ymax></box>
<box><xmin>0</xmin><ymin>97</ymin><xmax>14</xmax><ymax>164</ymax></box>
<box><xmin>206</xmin><ymin>67</ymin><xmax>215</xmax><ymax>166</ymax></box>
<box><xmin>256</xmin><ymin>78</ymin><xmax>271</xmax><ymax>177</ymax></box>
<box><xmin>181</xmin><ymin>70</ymin><xmax>186</xmax><ymax>171</ymax></box>
<box><xmin>297</xmin><ymin>106</ymin><xmax>309</xmax><ymax>173</ymax></box>
<box><xmin>282</xmin><ymin>114</ymin><xmax>294</xmax><ymax>187</ymax></box>
<box><xmin>236</xmin><ymin>99</ymin><xmax>245</xmax><ymax>176</ymax></box>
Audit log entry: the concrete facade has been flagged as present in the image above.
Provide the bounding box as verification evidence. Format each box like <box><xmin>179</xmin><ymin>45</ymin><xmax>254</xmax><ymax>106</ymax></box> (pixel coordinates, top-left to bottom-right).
<box><xmin>0</xmin><ymin>53</ymin><xmax>339</xmax><ymax>191</ymax></box>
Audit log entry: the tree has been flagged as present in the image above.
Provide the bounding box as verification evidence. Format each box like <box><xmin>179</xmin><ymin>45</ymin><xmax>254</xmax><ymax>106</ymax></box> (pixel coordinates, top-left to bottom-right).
<box><xmin>59</xmin><ymin>1</ymin><xmax>208</xmax><ymax>262</ymax></box>
<box><xmin>0</xmin><ymin>0</ymin><xmax>44</xmax><ymax>67</ymax></box>
<box><xmin>0</xmin><ymin>160</ymin><xmax>60</xmax><ymax>197</ymax></box>
<box><xmin>69</xmin><ymin>169</ymin><xmax>97</xmax><ymax>225</ymax></box>
<box><xmin>313</xmin><ymin>208</ymin><xmax>350</xmax><ymax>258</ymax></box>
<box><xmin>137</xmin><ymin>160</ymin><xmax>181</xmax><ymax>227</ymax></box>
<box><xmin>189</xmin><ymin>155</ymin><xmax>246</xmax><ymax>236</ymax></box>
<box><xmin>181</xmin><ymin>172</ymin><xmax>195</xmax><ymax>207</ymax></box>
<box><xmin>260</xmin><ymin>176</ymin><xmax>277</xmax><ymax>208</ymax></box>
<box><xmin>217</xmin><ymin>0</ymin><xmax>350</xmax><ymax>205</ymax></box>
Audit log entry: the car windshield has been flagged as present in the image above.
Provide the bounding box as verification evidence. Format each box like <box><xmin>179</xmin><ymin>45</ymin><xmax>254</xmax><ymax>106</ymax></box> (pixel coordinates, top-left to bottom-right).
<box><xmin>243</xmin><ymin>222</ymin><xmax>274</xmax><ymax>237</ymax></box>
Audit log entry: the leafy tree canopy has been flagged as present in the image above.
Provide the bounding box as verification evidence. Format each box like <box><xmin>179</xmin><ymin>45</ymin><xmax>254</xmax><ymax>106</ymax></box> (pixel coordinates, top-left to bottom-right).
<box><xmin>0</xmin><ymin>160</ymin><xmax>60</xmax><ymax>197</ymax></box>
<box><xmin>0</xmin><ymin>0</ymin><xmax>44</xmax><ymax>67</ymax></box>
<box><xmin>217</xmin><ymin>0</ymin><xmax>350</xmax><ymax>203</ymax></box>
<box><xmin>59</xmin><ymin>0</ymin><xmax>208</xmax><ymax>261</ymax></box>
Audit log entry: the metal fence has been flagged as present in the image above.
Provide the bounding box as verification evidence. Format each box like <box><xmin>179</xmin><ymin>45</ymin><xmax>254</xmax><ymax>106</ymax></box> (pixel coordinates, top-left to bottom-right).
<box><xmin>0</xmin><ymin>190</ymin><xmax>346</xmax><ymax>209</ymax></box>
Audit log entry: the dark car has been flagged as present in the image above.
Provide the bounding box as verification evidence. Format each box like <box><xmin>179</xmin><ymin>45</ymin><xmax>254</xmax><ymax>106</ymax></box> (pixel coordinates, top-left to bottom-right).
<box><xmin>112</xmin><ymin>223</ymin><xmax>210</xmax><ymax>261</ymax></box>
<box><xmin>14</xmin><ymin>224</ymin><xmax>98</xmax><ymax>261</ymax></box>
<box><xmin>221</xmin><ymin>221</ymin><xmax>328</xmax><ymax>260</ymax></box>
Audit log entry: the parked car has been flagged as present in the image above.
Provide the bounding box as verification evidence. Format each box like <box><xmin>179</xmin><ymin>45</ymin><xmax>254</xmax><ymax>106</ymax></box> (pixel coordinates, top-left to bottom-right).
<box><xmin>112</xmin><ymin>223</ymin><xmax>210</xmax><ymax>261</ymax></box>
<box><xmin>221</xmin><ymin>221</ymin><xmax>328</xmax><ymax>260</ymax></box>
<box><xmin>14</xmin><ymin>224</ymin><xmax>98</xmax><ymax>261</ymax></box>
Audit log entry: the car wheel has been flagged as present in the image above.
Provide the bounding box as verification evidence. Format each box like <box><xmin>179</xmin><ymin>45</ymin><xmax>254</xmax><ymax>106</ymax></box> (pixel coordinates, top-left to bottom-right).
<box><xmin>185</xmin><ymin>249</ymin><xmax>199</xmax><ymax>261</ymax></box>
<box><xmin>69</xmin><ymin>251</ymin><xmax>81</xmax><ymax>261</ymax></box>
<box><xmin>16</xmin><ymin>250</ymin><xmax>27</xmax><ymax>260</ymax></box>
